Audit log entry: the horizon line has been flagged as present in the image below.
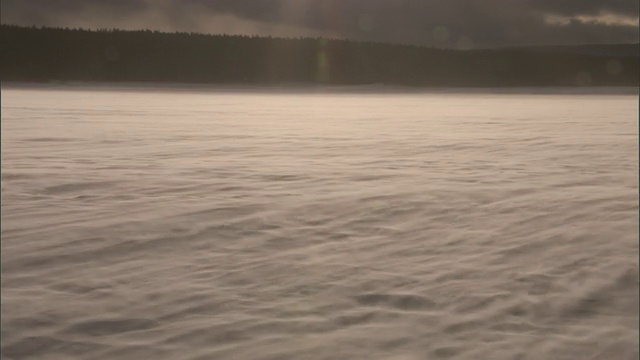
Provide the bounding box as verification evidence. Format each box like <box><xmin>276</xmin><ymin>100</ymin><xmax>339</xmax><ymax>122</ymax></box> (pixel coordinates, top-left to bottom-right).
<box><xmin>3</xmin><ymin>23</ymin><xmax>639</xmax><ymax>52</ymax></box>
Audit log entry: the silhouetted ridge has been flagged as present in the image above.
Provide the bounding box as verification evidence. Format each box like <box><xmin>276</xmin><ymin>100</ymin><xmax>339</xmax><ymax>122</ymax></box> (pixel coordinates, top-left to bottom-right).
<box><xmin>502</xmin><ymin>44</ymin><xmax>639</xmax><ymax>58</ymax></box>
<box><xmin>1</xmin><ymin>25</ymin><xmax>638</xmax><ymax>87</ymax></box>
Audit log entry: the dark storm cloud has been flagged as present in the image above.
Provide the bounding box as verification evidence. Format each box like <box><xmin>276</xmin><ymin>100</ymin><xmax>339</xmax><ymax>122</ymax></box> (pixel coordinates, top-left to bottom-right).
<box><xmin>528</xmin><ymin>0</ymin><xmax>639</xmax><ymax>17</ymax></box>
<box><xmin>2</xmin><ymin>0</ymin><xmax>638</xmax><ymax>47</ymax></box>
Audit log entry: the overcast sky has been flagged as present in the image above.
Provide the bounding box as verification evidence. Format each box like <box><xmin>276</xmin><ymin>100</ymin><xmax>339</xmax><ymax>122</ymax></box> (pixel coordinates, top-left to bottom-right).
<box><xmin>2</xmin><ymin>0</ymin><xmax>638</xmax><ymax>48</ymax></box>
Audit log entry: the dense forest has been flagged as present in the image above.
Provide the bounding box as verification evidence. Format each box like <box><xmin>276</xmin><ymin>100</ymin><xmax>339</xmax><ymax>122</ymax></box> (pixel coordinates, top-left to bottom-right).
<box><xmin>1</xmin><ymin>25</ymin><xmax>638</xmax><ymax>87</ymax></box>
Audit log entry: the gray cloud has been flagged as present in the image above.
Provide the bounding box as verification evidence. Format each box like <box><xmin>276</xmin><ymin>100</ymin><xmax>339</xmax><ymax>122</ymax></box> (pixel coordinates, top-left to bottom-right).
<box><xmin>2</xmin><ymin>0</ymin><xmax>638</xmax><ymax>48</ymax></box>
<box><xmin>527</xmin><ymin>0</ymin><xmax>639</xmax><ymax>17</ymax></box>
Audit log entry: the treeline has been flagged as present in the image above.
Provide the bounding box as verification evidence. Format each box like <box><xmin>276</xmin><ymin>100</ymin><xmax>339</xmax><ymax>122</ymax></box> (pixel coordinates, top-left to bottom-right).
<box><xmin>1</xmin><ymin>25</ymin><xmax>638</xmax><ymax>87</ymax></box>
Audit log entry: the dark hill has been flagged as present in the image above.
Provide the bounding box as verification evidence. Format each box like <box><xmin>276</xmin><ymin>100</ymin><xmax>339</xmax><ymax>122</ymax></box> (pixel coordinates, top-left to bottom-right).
<box><xmin>504</xmin><ymin>44</ymin><xmax>639</xmax><ymax>58</ymax></box>
<box><xmin>1</xmin><ymin>25</ymin><xmax>638</xmax><ymax>87</ymax></box>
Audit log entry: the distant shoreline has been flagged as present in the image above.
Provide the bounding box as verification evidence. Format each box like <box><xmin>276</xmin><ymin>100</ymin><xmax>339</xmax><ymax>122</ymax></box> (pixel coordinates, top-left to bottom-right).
<box><xmin>3</xmin><ymin>26</ymin><xmax>638</xmax><ymax>89</ymax></box>
<box><xmin>2</xmin><ymin>80</ymin><xmax>638</xmax><ymax>96</ymax></box>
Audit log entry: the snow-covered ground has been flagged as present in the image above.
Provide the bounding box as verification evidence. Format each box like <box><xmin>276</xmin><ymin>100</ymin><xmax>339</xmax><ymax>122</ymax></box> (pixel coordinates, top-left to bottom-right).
<box><xmin>2</xmin><ymin>85</ymin><xmax>638</xmax><ymax>359</ymax></box>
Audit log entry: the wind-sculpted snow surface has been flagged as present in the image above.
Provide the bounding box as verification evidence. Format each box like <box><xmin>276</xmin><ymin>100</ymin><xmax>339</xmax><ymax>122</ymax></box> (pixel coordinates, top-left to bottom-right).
<box><xmin>2</xmin><ymin>85</ymin><xmax>638</xmax><ymax>359</ymax></box>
